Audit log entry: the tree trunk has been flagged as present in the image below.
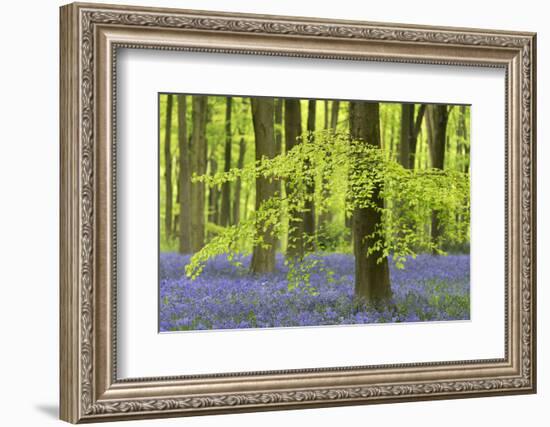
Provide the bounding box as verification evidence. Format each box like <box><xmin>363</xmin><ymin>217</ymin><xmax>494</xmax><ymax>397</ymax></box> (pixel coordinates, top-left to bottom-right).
<box><xmin>349</xmin><ymin>101</ymin><xmax>391</xmax><ymax>303</ymax></box>
<box><xmin>163</xmin><ymin>95</ymin><xmax>174</xmax><ymax>240</ymax></box>
<box><xmin>284</xmin><ymin>99</ymin><xmax>304</xmax><ymax>260</ymax></box>
<box><xmin>177</xmin><ymin>95</ymin><xmax>193</xmax><ymax>254</ymax></box>
<box><xmin>207</xmin><ymin>157</ymin><xmax>220</xmax><ymax>225</ymax></box>
<box><xmin>220</xmin><ymin>97</ymin><xmax>232</xmax><ymax>226</ymax></box>
<box><xmin>274</xmin><ymin>99</ymin><xmax>283</xmax><ymax>156</ymax></box>
<box><xmin>458</xmin><ymin>105</ymin><xmax>469</xmax><ymax>173</ymax></box>
<box><xmin>318</xmin><ymin>100</ymin><xmax>338</xmax><ymax>235</ymax></box>
<box><xmin>250</xmin><ymin>98</ymin><xmax>277</xmax><ymax>274</ymax></box>
<box><xmin>426</xmin><ymin>104</ymin><xmax>449</xmax><ymax>248</ymax></box>
<box><xmin>330</xmin><ymin>100</ymin><xmax>340</xmax><ymax>130</ymax></box>
<box><xmin>324</xmin><ymin>100</ymin><xmax>329</xmax><ymax>130</ymax></box>
<box><xmin>189</xmin><ymin>95</ymin><xmax>208</xmax><ymax>252</ymax></box>
<box><xmin>274</xmin><ymin>99</ymin><xmax>284</xmax><ymax>251</ymax></box>
<box><xmin>410</xmin><ymin>104</ymin><xmax>426</xmax><ymax>169</ymax></box>
<box><xmin>303</xmin><ymin>99</ymin><xmax>316</xmax><ymax>251</ymax></box>
<box><xmin>232</xmin><ymin>135</ymin><xmax>246</xmax><ymax>225</ymax></box>
<box><xmin>399</xmin><ymin>103</ymin><xmax>414</xmax><ymax>169</ymax></box>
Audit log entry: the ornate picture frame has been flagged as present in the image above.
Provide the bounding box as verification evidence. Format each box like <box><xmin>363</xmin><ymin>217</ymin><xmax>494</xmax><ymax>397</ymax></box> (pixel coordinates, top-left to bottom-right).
<box><xmin>60</xmin><ymin>2</ymin><xmax>536</xmax><ymax>423</ymax></box>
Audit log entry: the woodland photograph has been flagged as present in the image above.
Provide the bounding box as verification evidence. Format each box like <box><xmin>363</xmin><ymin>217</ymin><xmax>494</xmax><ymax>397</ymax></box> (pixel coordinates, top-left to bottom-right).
<box><xmin>158</xmin><ymin>94</ymin><xmax>471</xmax><ymax>332</ymax></box>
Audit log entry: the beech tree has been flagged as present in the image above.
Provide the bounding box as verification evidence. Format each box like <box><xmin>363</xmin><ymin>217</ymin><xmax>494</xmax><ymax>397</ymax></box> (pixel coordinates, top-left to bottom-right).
<box><xmin>177</xmin><ymin>95</ymin><xmax>192</xmax><ymax>254</ymax></box>
<box><xmin>303</xmin><ymin>100</ymin><xmax>316</xmax><ymax>251</ymax></box>
<box><xmin>284</xmin><ymin>99</ymin><xmax>304</xmax><ymax>260</ymax></box>
<box><xmin>163</xmin><ymin>95</ymin><xmax>174</xmax><ymax>240</ymax></box>
<box><xmin>220</xmin><ymin>97</ymin><xmax>232</xmax><ymax>226</ymax></box>
<box><xmin>249</xmin><ymin>98</ymin><xmax>277</xmax><ymax>273</ymax></box>
<box><xmin>349</xmin><ymin>101</ymin><xmax>391</xmax><ymax>302</ymax></box>
<box><xmin>189</xmin><ymin>95</ymin><xmax>208</xmax><ymax>252</ymax></box>
<box><xmin>399</xmin><ymin>103</ymin><xmax>426</xmax><ymax>169</ymax></box>
<box><xmin>426</xmin><ymin>104</ymin><xmax>450</xmax><ymax>248</ymax></box>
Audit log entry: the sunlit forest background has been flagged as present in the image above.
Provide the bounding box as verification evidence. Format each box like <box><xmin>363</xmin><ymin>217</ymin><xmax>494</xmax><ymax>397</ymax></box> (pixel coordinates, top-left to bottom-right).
<box><xmin>159</xmin><ymin>94</ymin><xmax>471</xmax><ymax>332</ymax></box>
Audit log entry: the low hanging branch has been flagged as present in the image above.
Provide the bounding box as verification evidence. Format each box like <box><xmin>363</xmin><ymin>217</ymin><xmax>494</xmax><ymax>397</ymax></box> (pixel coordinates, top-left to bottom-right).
<box><xmin>185</xmin><ymin>129</ymin><xmax>470</xmax><ymax>291</ymax></box>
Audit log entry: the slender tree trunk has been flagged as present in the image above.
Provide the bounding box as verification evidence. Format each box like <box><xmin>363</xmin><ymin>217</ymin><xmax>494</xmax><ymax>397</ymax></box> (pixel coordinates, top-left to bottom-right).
<box><xmin>163</xmin><ymin>95</ymin><xmax>174</xmax><ymax>240</ymax></box>
<box><xmin>459</xmin><ymin>105</ymin><xmax>469</xmax><ymax>173</ymax></box>
<box><xmin>330</xmin><ymin>100</ymin><xmax>340</xmax><ymax>130</ymax></box>
<box><xmin>207</xmin><ymin>157</ymin><xmax>220</xmax><ymax>225</ymax></box>
<box><xmin>349</xmin><ymin>101</ymin><xmax>391</xmax><ymax>303</ymax></box>
<box><xmin>173</xmin><ymin>160</ymin><xmax>179</xmax><ymax>237</ymax></box>
<box><xmin>232</xmin><ymin>135</ymin><xmax>246</xmax><ymax>225</ymax></box>
<box><xmin>250</xmin><ymin>98</ymin><xmax>277</xmax><ymax>273</ymax></box>
<box><xmin>274</xmin><ymin>99</ymin><xmax>283</xmax><ymax>156</ymax></box>
<box><xmin>284</xmin><ymin>99</ymin><xmax>304</xmax><ymax>260</ymax></box>
<box><xmin>399</xmin><ymin>103</ymin><xmax>414</xmax><ymax>169</ymax></box>
<box><xmin>410</xmin><ymin>104</ymin><xmax>426</xmax><ymax>169</ymax></box>
<box><xmin>318</xmin><ymin>100</ymin><xmax>337</xmax><ymax>235</ymax></box>
<box><xmin>399</xmin><ymin>104</ymin><xmax>427</xmax><ymax>170</ymax></box>
<box><xmin>303</xmin><ymin>99</ymin><xmax>316</xmax><ymax>251</ymax></box>
<box><xmin>274</xmin><ymin>99</ymin><xmax>284</xmax><ymax>251</ymax></box>
<box><xmin>340</xmin><ymin>101</ymin><xmax>353</xmax><ymax>231</ymax></box>
<box><xmin>177</xmin><ymin>95</ymin><xmax>193</xmax><ymax>253</ymax></box>
<box><xmin>220</xmin><ymin>97</ymin><xmax>232</xmax><ymax>226</ymax></box>
<box><xmin>189</xmin><ymin>95</ymin><xmax>208</xmax><ymax>252</ymax></box>
<box><xmin>426</xmin><ymin>104</ymin><xmax>449</xmax><ymax>249</ymax></box>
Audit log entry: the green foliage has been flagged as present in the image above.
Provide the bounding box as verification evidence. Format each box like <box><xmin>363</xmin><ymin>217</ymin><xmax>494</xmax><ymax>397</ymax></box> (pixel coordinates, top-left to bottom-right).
<box><xmin>185</xmin><ymin>128</ymin><xmax>470</xmax><ymax>285</ymax></box>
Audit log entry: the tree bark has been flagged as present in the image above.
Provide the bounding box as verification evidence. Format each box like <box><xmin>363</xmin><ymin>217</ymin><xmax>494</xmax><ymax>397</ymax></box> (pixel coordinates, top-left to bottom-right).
<box><xmin>318</xmin><ymin>100</ymin><xmax>338</xmax><ymax>235</ymax></box>
<box><xmin>409</xmin><ymin>104</ymin><xmax>427</xmax><ymax>169</ymax></box>
<box><xmin>274</xmin><ymin>99</ymin><xmax>283</xmax><ymax>156</ymax></box>
<box><xmin>399</xmin><ymin>103</ymin><xmax>414</xmax><ymax>169</ymax></box>
<box><xmin>273</xmin><ymin>99</ymin><xmax>284</xmax><ymax>251</ymax></box>
<box><xmin>177</xmin><ymin>95</ymin><xmax>193</xmax><ymax>254</ymax></box>
<box><xmin>330</xmin><ymin>100</ymin><xmax>340</xmax><ymax>130</ymax></box>
<box><xmin>250</xmin><ymin>98</ymin><xmax>277</xmax><ymax>274</ymax></box>
<box><xmin>349</xmin><ymin>101</ymin><xmax>391</xmax><ymax>303</ymax></box>
<box><xmin>303</xmin><ymin>99</ymin><xmax>316</xmax><ymax>251</ymax></box>
<box><xmin>426</xmin><ymin>104</ymin><xmax>449</xmax><ymax>248</ymax></box>
<box><xmin>189</xmin><ymin>95</ymin><xmax>208</xmax><ymax>252</ymax></box>
<box><xmin>207</xmin><ymin>157</ymin><xmax>220</xmax><ymax>225</ymax></box>
<box><xmin>284</xmin><ymin>99</ymin><xmax>304</xmax><ymax>260</ymax></box>
<box><xmin>458</xmin><ymin>105</ymin><xmax>469</xmax><ymax>173</ymax></box>
<box><xmin>232</xmin><ymin>135</ymin><xmax>246</xmax><ymax>225</ymax></box>
<box><xmin>220</xmin><ymin>97</ymin><xmax>232</xmax><ymax>226</ymax></box>
<box><xmin>163</xmin><ymin>95</ymin><xmax>174</xmax><ymax>240</ymax></box>
<box><xmin>324</xmin><ymin>100</ymin><xmax>329</xmax><ymax>130</ymax></box>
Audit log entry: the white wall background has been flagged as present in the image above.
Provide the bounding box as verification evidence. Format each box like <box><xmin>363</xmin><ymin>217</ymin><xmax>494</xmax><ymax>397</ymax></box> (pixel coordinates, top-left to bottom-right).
<box><xmin>0</xmin><ymin>0</ymin><xmax>545</xmax><ymax>425</ymax></box>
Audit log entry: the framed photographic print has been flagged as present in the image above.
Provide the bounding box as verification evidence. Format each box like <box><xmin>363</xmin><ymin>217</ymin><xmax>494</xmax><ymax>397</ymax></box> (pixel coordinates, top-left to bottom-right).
<box><xmin>60</xmin><ymin>2</ymin><xmax>537</xmax><ymax>423</ymax></box>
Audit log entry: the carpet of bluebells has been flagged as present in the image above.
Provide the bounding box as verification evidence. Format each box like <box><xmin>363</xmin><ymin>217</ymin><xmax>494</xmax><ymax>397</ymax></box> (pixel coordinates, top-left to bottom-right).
<box><xmin>159</xmin><ymin>253</ymin><xmax>470</xmax><ymax>332</ymax></box>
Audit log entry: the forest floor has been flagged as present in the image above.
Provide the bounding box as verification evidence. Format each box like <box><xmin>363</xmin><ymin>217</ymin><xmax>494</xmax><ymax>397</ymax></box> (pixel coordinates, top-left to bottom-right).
<box><xmin>159</xmin><ymin>252</ymin><xmax>470</xmax><ymax>332</ymax></box>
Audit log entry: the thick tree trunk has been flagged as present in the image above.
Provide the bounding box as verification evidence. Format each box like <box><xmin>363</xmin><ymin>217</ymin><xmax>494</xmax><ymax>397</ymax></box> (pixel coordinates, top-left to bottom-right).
<box><xmin>163</xmin><ymin>95</ymin><xmax>174</xmax><ymax>240</ymax></box>
<box><xmin>303</xmin><ymin>99</ymin><xmax>316</xmax><ymax>251</ymax></box>
<box><xmin>426</xmin><ymin>104</ymin><xmax>449</xmax><ymax>248</ymax></box>
<box><xmin>220</xmin><ymin>97</ymin><xmax>232</xmax><ymax>226</ymax></box>
<box><xmin>177</xmin><ymin>95</ymin><xmax>192</xmax><ymax>254</ymax></box>
<box><xmin>232</xmin><ymin>135</ymin><xmax>246</xmax><ymax>225</ymax></box>
<box><xmin>284</xmin><ymin>99</ymin><xmax>304</xmax><ymax>260</ymax></box>
<box><xmin>250</xmin><ymin>98</ymin><xmax>277</xmax><ymax>274</ymax></box>
<box><xmin>189</xmin><ymin>95</ymin><xmax>208</xmax><ymax>252</ymax></box>
<box><xmin>349</xmin><ymin>101</ymin><xmax>391</xmax><ymax>303</ymax></box>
